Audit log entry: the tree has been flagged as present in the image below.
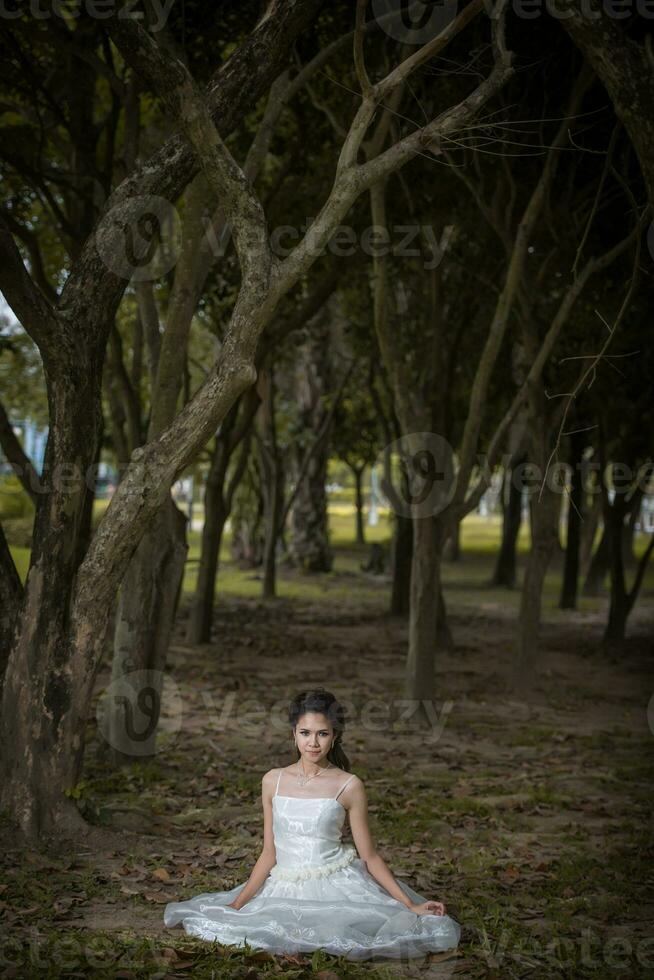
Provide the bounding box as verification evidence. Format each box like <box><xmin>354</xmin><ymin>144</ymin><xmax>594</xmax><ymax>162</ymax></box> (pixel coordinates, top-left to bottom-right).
<box><xmin>0</xmin><ymin>0</ymin><xmax>515</xmax><ymax>836</ymax></box>
<box><xmin>0</xmin><ymin>0</ymin><xmax>332</xmax><ymax>838</ymax></box>
<box><xmin>332</xmin><ymin>362</ymin><xmax>381</xmax><ymax>546</ymax></box>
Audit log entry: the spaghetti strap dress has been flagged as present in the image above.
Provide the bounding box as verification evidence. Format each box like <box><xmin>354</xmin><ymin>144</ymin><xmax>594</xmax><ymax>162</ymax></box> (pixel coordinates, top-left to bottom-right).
<box><xmin>163</xmin><ymin>768</ymin><xmax>462</xmax><ymax>960</ymax></box>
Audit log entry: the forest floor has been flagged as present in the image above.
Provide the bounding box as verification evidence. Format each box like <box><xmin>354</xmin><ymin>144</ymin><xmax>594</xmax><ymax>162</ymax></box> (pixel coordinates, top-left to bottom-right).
<box><xmin>1</xmin><ymin>537</ymin><xmax>653</xmax><ymax>980</ymax></box>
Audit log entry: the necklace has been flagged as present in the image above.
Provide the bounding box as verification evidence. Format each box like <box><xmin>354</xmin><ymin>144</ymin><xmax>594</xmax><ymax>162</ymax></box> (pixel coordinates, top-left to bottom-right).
<box><xmin>296</xmin><ymin>760</ymin><xmax>332</xmax><ymax>787</ymax></box>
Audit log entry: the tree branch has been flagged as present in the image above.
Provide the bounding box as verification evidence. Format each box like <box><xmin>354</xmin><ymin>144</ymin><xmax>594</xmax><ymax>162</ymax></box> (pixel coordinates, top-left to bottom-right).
<box><xmin>0</xmin><ymin>212</ymin><xmax>61</xmax><ymax>363</ymax></box>
<box><xmin>0</xmin><ymin>519</ymin><xmax>23</xmax><ymax>687</ymax></box>
<box><xmin>0</xmin><ymin>400</ymin><xmax>39</xmax><ymax>506</ymax></box>
<box><xmin>458</xmin><ymin>208</ymin><xmax>649</xmax><ymax>521</ymax></box>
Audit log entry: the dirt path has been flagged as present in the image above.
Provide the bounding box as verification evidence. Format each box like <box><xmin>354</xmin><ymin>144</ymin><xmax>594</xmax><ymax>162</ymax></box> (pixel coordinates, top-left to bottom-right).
<box><xmin>1</xmin><ymin>562</ymin><xmax>652</xmax><ymax>979</ymax></box>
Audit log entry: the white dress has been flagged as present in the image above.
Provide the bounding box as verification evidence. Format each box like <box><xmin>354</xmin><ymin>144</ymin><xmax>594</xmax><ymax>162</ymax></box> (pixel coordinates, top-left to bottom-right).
<box><xmin>163</xmin><ymin>769</ymin><xmax>462</xmax><ymax>960</ymax></box>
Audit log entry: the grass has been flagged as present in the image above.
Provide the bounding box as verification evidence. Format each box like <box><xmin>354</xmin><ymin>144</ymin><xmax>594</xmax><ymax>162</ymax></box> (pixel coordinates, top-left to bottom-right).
<box><xmin>2</xmin><ymin>500</ymin><xmax>653</xmax><ymax>979</ymax></box>
<box><xmin>7</xmin><ymin>497</ymin><xmax>654</xmax><ymax>605</ymax></box>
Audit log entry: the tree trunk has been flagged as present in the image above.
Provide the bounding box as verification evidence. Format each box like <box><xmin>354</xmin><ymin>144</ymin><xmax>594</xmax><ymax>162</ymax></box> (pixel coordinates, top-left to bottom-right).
<box><xmin>230</xmin><ymin>477</ymin><xmax>265</xmax><ymax>568</ymax></box>
<box><xmin>405</xmin><ymin>515</ymin><xmax>446</xmax><ymax>715</ymax></box>
<box><xmin>107</xmin><ymin>179</ymin><xmax>214</xmax><ymax>722</ymax></box>
<box><xmin>289</xmin><ymin>311</ymin><xmax>333</xmax><ymax>573</ymax></box>
<box><xmin>492</xmin><ymin>455</ymin><xmax>525</xmax><ymax>588</ymax></box>
<box><xmin>602</xmin><ymin>483</ymin><xmax>653</xmax><ymax>650</ymax></box>
<box><xmin>186</xmin><ymin>397</ymin><xmax>253</xmax><ymax>642</ymax></box>
<box><xmin>436</xmin><ymin>583</ymin><xmax>453</xmax><ymax>652</ymax></box>
<box><xmin>390</xmin><ymin>512</ymin><xmax>412</xmax><ymax>617</ymax></box>
<box><xmin>0</xmin><ymin>366</ymin><xmax>106</xmax><ymax>838</ymax></box>
<box><xmin>579</xmin><ymin>489</ymin><xmax>600</xmax><ymax>575</ymax></box>
<box><xmin>258</xmin><ymin>367</ymin><xmax>284</xmax><ymax>600</ymax></box>
<box><xmin>443</xmin><ymin>519</ymin><xmax>460</xmax><ymax>562</ymax></box>
<box><xmin>622</xmin><ymin>487</ymin><xmax>642</xmax><ymax>569</ymax></box>
<box><xmin>354</xmin><ymin>466</ymin><xmax>366</xmax><ymax>546</ymax></box>
<box><xmin>187</xmin><ymin>478</ymin><xmax>226</xmax><ymax>644</ymax></box>
<box><xmin>290</xmin><ymin>458</ymin><xmax>332</xmax><ymax>571</ymax></box>
<box><xmin>0</xmin><ymin>522</ymin><xmax>22</xmax><ymax>689</ymax></box>
<box><xmin>559</xmin><ymin>430</ymin><xmax>584</xmax><ymax>609</ymax></box>
<box><xmin>514</xmin><ymin>480</ymin><xmax>561</xmax><ymax>689</ymax></box>
<box><xmin>561</xmin><ymin>7</ymin><xmax>654</xmax><ymax>217</ymax></box>
<box><xmin>107</xmin><ymin>498</ymin><xmax>188</xmax><ymax>761</ymax></box>
<box><xmin>262</xmin><ymin>461</ymin><xmax>284</xmax><ymax>600</ymax></box>
<box><xmin>583</xmin><ymin>525</ymin><xmax>609</xmax><ymax>596</ymax></box>
<box><xmin>603</xmin><ymin>500</ymin><xmax>630</xmax><ymax>650</ymax></box>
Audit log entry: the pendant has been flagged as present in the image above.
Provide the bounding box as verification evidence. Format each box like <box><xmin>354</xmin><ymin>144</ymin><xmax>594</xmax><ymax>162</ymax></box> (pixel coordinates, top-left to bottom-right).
<box><xmin>296</xmin><ymin>761</ymin><xmax>330</xmax><ymax>786</ymax></box>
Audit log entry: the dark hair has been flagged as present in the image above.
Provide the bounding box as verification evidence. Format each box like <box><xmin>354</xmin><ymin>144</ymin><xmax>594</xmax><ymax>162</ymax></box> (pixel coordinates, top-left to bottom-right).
<box><xmin>288</xmin><ymin>689</ymin><xmax>351</xmax><ymax>772</ymax></box>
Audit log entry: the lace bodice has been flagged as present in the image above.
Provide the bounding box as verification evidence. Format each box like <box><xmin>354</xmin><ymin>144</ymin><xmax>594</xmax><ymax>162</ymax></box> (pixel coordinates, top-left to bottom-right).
<box><xmin>270</xmin><ymin>767</ymin><xmax>357</xmax><ymax>881</ymax></box>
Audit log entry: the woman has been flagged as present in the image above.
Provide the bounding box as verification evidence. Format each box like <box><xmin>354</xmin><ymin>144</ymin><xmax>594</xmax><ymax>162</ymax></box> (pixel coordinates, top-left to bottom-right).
<box><xmin>164</xmin><ymin>688</ymin><xmax>462</xmax><ymax>960</ymax></box>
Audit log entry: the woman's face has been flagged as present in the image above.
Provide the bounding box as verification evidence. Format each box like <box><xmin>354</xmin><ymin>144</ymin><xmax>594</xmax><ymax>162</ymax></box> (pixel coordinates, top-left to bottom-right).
<box><xmin>294</xmin><ymin>712</ymin><xmax>333</xmax><ymax>764</ymax></box>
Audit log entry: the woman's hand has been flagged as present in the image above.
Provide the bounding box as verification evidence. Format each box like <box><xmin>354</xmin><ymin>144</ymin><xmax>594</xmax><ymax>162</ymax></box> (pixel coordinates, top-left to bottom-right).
<box><xmin>226</xmin><ymin>901</ymin><xmax>241</xmax><ymax>911</ymax></box>
<box><xmin>408</xmin><ymin>900</ymin><xmax>446</xmax><ymax>916</ymax></box>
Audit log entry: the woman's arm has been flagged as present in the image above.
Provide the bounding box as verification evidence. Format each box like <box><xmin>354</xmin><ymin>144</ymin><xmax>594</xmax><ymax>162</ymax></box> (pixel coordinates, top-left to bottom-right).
<box><xmin>226</xmin><ymin>770</ymin><xmax>277</xmax><ymax>910</ymax></box>
<box><xmin>344</xmin><ymin>777</ymin><xmax>445</xmax><ymax>916</ymax></box>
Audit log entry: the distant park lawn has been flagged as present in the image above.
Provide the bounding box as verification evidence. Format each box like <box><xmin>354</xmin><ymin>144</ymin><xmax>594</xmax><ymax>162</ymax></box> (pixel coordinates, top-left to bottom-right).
<box><xmin>7</xmin><ymin>495</ymin><xmax>653</xmax><ymax>611</ymax></box>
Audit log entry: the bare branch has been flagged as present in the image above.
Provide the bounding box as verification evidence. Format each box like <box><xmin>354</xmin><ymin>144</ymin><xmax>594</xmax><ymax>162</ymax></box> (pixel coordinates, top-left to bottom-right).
<box><xmin>355</xmin><ymin>0</ymin><xmax>373</xmax><ymax>97</ymax></box>
<box><xmin>0</xmin><ymin>209</ymin><xmax>58</xmax><ymax>304</ymax></box>
<box><xmin>537</xmin><ymin>211</ymin><xmax>644</xmax><ymax>502</ymax></box>
<box><xmin>0</xmin><ymin>211</ymin><xmax>60</xmax><ymax>363</ymax></box>
<box><xmin>106</xmin><ymin>15</ymin><xmax>271</xmax><ymax>285</ymax></box>
<box><xmin>377</xmin><ymin>0</ymin><xmax>482</xmax><ymax>98</ymax></box>
<box><xmin>458</xmin><ymin>208</ymin><xmax>649</xmax><ymax>520</ymax></box>
<box><xmin>452</xmin><ymin>63</ymin><xmax>593</xmax><ymax>509</ymax></box>
<box><xmin>0</xmin><ymin>400</ymin><xmax>39</xmax><ymax>505</ymax></box>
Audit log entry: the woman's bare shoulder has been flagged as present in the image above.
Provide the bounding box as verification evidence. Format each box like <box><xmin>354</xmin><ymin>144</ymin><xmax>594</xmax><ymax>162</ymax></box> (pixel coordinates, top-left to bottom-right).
<box><xmin>339</xmin><ymin>771</ymin><xmax>364</xmax><ymax>796</ymax></box>
<box><xmin>262</xmin><ymin>764</ymin><xmax>295</xmax><ymax>787</ymax></box>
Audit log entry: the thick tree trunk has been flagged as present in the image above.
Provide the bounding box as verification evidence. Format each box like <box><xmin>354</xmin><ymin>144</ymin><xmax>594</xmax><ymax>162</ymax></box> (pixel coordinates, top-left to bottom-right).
<box><xmin>230</xmin><ymin>480</ymin><xmax>265</xmax><ymax>568</ymax></box>
<box><xmin>390</xmin><ymin>512</ymin><xmax>412</xmax><ymax>616</ymax></box>
<box><xmin>559</xmin><ymin>430</ymin><xmax>584</xmax><ymax>609</ymax></box>
<box><xmin>514</xmin><ymin>479</ymin><xmax>561</xmax><ymax>689</ymax></box>
<box><xmin>290</xmin><ymin>457</ymin><xmax>333</xmax><ymax>571</ymax></box>
<box><xmin>0</xmin><ymin>361</ymin><xmax>105</xmax><ymax>838</ymax></box>
<box><xmin>561</xmin><ymin>8</ymin><xmax>654</xmax><ymax>216</ymax></box>
<box><xmin>492</xmin><ymin>455</ymin><xmax>525</xmax><ymax>588</ymax></box>
<box><xmin>107</xmin><ymin>498</ymin><xmax>188</xmax><ymax>761</ymax></box>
